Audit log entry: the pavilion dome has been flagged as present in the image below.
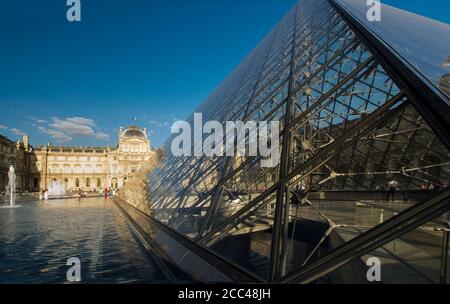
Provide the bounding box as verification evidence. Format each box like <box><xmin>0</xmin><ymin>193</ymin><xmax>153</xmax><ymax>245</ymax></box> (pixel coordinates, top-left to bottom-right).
<box><xmin>122</xmin><ymin>127</ymin><xmax>147</xmax><ymax>139</ymax></box>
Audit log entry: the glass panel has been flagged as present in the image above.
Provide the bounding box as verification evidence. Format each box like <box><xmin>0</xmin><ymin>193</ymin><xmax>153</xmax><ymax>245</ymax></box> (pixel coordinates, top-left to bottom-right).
<box><xmin>324</xmin><ymin>212</ymin><xmax>450</xmax><ymax>284</ymax></box>
<box><xmin>337</xmin><ymin>0</ymin><xmax>450</xmax><ymax>98</ymax></box>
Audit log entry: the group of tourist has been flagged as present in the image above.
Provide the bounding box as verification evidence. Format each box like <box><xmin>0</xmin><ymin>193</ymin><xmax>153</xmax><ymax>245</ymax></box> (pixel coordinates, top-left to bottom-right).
<box><xmin>385</xmin><ymin>178</ymin><xmax>443</xmax><ymax>201</ymax></box>
<box><xmin>0</xmin><ymin>189</ymin><xmax>30</xmax><ymax>197</ymax></box>
<box><xmin>289</xmin><ymin>178</ymin><xmax>441</xmax><ymax>203</ymax></box>
<box><xmin>37</xmin><ymin>188</ymin><xmax>117</xmax><ymax>200</ymax></box>
<box><xmin>103</xmin><ymin>187</ymin><xmax>116</xmax><ymax>197</ymax></box>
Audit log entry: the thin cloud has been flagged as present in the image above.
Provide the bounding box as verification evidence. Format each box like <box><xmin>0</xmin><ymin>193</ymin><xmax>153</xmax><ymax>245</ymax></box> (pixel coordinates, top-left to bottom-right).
<box><xmin>149</xmin><ymin>120</ymin><xmax>164</xmax><ymax>127</ymax></box>
<box><xmin>10</xmin><ymin>128</ymin><xmax>25</xmax><ymax>136</ymax></box>
<box><xmin>38</xmin><ymin>126</ymin><xmax>72</xmax><ymax>142</ymax></box>
<box><xmin>51</xmin><ymin>117</ymin><xmax>97</xmax><ymax>137</ymax></box>
<box><xmin>37</xmin><ymin>116</ymin><xmax>110</xmax><ymax>143</ymax></box>
<box><xmin>95</xmin><ymin>132</ymin><xmax>110</xmax><ymax>140</ymax></box>
<box><xmin>149</xmin><ymin>119</ymin><xmax>172</xmax><ymax>128</ymax></box>
<box><xmin>28</xmin><ymin>116</ymin><xmax>48</xmax><ymax>124</ymax></box>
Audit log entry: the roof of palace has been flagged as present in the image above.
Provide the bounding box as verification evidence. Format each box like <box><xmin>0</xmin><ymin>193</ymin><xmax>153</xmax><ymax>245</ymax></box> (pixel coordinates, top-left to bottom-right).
<box><xmin>122</xmin><ymin>126</ymin><xmax>148</xmax><ymax>139</ymax></box>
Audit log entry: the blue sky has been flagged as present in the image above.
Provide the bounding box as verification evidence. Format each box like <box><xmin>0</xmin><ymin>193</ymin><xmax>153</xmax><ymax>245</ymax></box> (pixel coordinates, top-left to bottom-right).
<box><xmin>0</xmin><ymin>0</ymin><xmax>449</xmax><ymax>148</ymax></box>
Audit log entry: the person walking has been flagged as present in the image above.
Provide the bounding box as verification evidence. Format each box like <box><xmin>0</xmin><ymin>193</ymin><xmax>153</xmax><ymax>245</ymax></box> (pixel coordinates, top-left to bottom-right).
<box><xmin>386</xmin><ymin>179</ymin><xmax>399</xmax><ymax>201</ymax></box>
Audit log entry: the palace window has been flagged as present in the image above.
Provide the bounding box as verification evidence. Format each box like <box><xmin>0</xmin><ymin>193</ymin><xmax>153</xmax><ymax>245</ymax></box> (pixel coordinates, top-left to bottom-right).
<box><xmin>75</xmin><ymin>178</ymin><xmax>80</xmax><ymax>188</ymax></box>
<box><xmin>86</xmin><ymin>178</ymin><xmax>90</xmax><ymax>187</ymax></box>
<box><xmin>97</xmin><ymin>178</ymin><xmax>101</xmax><ymax>188</ymax></box>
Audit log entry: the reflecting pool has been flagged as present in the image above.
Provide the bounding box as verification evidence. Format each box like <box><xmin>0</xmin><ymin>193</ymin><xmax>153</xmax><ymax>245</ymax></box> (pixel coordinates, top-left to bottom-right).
<box><xmin>0</xmin><ymin>197</ymin><xmax>168</xmax><ymax>283</ymax></box>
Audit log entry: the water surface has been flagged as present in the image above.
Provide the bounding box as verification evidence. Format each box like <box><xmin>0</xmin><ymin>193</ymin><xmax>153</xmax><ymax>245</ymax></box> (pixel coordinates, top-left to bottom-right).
<box><xmin>0</xmin><ymin>197</ymin><xmax>168</xmax><ymax>283</ymax></box>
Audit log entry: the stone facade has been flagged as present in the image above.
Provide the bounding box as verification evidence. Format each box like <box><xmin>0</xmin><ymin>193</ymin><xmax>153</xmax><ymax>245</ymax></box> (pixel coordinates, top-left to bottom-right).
<box><xmin>0</xmin><ymin>134</ymin><xmax>36</xmax><ymax>193</ymax></box>
<box><xmin>0</xmin><ymin>126</ymin><xmax>155</xmax><ymax>193</ymax></box>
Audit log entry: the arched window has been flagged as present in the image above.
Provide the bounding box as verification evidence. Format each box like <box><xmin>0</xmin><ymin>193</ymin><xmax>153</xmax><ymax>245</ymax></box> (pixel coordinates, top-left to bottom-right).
<box><xmin>111</xmin><ymin>177</ymin><xmax>118</xmax><ymax>189</ymax></box>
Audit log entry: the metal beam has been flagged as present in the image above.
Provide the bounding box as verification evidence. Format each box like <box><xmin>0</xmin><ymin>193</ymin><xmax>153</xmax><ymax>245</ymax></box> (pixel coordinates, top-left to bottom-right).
<box><xmin>269</xmin><ymin>3</ymin><xmax>299</xmax><ymax>282</ymax></box>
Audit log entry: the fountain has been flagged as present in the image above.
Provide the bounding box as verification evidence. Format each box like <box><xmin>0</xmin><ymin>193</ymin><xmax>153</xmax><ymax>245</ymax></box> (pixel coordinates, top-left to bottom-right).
<box><xmin>48</xmin><ymin>180</ymin><xmax>67</xmax><ymax>198</ymax></box>
<box><xmin>1</xmin><ymin>165</ymin><xmax>21</xmax><ymax>208</ymax></box>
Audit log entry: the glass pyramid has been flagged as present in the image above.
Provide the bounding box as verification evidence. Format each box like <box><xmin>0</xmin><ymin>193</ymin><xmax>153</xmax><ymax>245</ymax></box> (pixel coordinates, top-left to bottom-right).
<box><xmin>140</xmin><ymin>0</ymin><xmax>450</xmax><ymax>283</ymax></box>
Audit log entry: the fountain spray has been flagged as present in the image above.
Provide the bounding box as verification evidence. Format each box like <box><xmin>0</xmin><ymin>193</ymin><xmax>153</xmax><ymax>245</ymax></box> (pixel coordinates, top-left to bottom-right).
<box><xmin>6</xmin><ymin>165</ymin><xmax>16</xmax><ymax>207</ymax></box>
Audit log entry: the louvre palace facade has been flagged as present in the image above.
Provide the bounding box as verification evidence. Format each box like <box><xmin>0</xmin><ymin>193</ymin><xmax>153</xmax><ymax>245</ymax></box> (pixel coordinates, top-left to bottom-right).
<box><xmin>0</xmin><ymin>126</ymin><xmax>155</xmax><ymax>193</ymax></box>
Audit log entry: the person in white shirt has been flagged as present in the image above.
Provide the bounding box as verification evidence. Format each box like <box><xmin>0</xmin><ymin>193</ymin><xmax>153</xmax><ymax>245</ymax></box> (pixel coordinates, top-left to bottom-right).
<box><xmin>386</xmin><ymin>179</ymin><xmax>399</xmax><ymax>201</ymax></box>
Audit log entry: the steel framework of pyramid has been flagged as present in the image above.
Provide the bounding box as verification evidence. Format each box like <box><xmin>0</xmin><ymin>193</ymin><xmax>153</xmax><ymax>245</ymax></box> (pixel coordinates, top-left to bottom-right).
<box><xmin>118</xmin><ymin>0</ymin><xmax>450</xmax><ymax>283</ymax></box>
